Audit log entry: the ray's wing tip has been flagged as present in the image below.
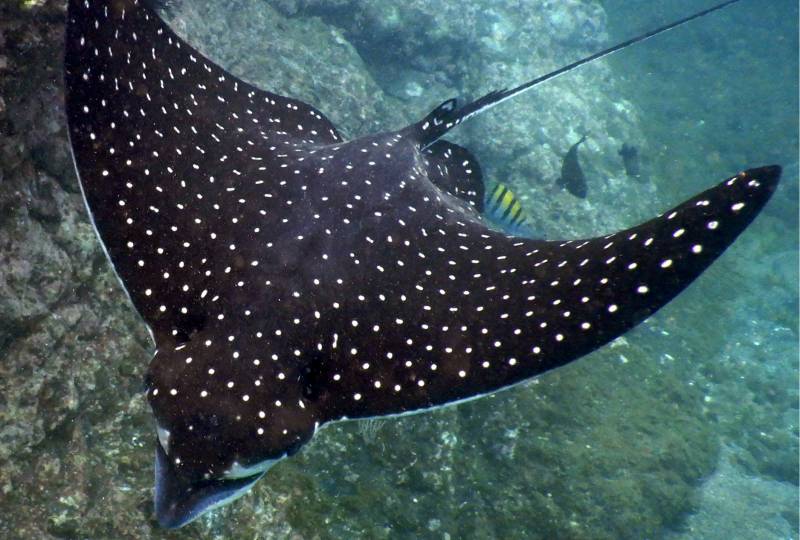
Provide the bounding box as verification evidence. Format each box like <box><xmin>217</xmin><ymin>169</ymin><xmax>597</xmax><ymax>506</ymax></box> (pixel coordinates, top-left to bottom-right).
<box><xmin>737</xmin><ymin>164</ymin><xmax>781</xmax><ymax>204</ymax></box>
<box><xmin>744</xmin><ymin>164</ymin><xmax>781</xmax><ymax>182</ymax></box>
<box><xmin>709</xmin><ymin>165</ymin><xmax>780</xmax><ymax>201</ymax></box>
<box><xmin>702</xmin><ymin>165</ymin><xmax>782</xmax><ymax>230</ymax></box>
<box><xmin>747</xmin><ymin>164</ymin><xmax>780</xmax><ymax>182</ymax></box>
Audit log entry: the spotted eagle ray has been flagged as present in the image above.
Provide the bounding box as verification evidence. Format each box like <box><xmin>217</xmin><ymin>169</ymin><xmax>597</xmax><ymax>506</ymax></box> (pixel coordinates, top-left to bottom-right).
<box><xmin>64</xmin><ymin>0</ymin><xmax>780</xmax><ymax>528</ymax></box>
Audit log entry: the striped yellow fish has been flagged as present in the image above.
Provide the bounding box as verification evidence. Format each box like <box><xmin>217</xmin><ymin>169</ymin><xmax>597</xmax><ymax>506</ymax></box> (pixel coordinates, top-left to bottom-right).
<box><xmin>483</xmin><ymin>182</ymin><xmax>541</xmax><ymax>238</ymax></box>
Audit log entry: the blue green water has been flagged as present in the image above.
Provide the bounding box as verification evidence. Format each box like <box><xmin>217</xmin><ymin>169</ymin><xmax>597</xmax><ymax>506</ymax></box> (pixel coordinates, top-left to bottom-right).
<box><xmin>0</xmin><ymin>0</ymin><xmax>796</xmax><ymax>538</ymax></box>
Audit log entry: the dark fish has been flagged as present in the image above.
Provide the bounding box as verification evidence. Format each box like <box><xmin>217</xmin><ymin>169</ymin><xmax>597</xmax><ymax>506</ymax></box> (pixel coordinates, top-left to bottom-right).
<box><xmin>64</xmin><ymin>0</ymin><xmax>775</xmax><ymax>528</ymax></box>
<box><xmin>619</xmin><ymin>143</ymin><xmax>641</xmax><ymax>178</ymax></box>
<box><xmin>556</xmin><ymin>135</ymin><xmax>588</xmax><ymax>198</ymax></box>
<box><xmin>483</xmin><ymin>182</ymin><xmax>541</xmax><ymax>238</ymax></box>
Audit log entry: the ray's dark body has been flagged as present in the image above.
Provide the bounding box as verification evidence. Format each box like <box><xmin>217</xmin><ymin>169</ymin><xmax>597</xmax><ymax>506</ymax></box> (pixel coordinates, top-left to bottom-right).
<box><xmin>64</xmin><ymin>0</ymin><xmax>779</xmax><ymax>528</ymax></box>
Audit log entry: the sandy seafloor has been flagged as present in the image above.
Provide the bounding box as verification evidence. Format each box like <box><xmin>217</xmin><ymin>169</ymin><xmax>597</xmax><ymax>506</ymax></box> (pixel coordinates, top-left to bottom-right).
<box><xmin>0</xmin><ymin>0</ymin><xmax>797</xmax><ymax>538</ymax></box>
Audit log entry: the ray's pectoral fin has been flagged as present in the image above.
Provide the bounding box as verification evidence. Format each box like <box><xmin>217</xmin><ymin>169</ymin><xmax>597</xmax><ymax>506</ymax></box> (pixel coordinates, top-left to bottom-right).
<box><xmin>319</xmin><ymin>165</ymin><xmax>781</xmax><ymax>421</ymax></box>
